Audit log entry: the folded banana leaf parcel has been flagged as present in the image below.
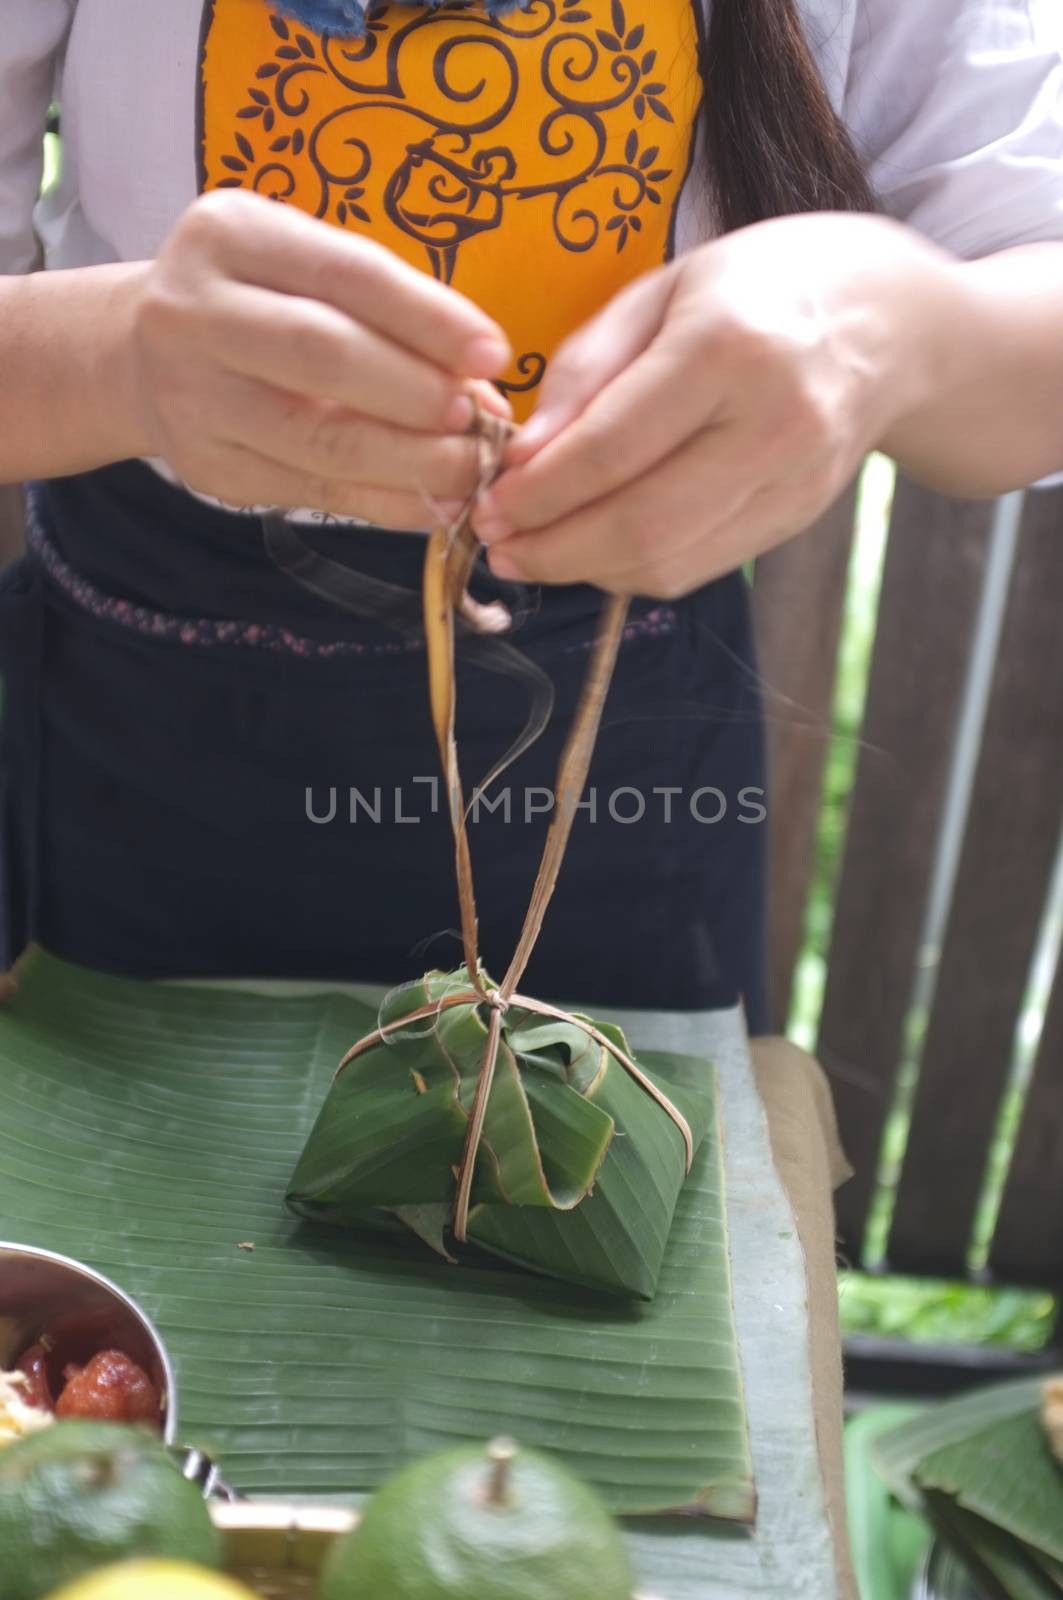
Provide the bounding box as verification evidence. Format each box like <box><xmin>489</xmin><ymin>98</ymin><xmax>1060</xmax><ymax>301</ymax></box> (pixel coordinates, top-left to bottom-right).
<box><xmin>287</xmin><ymin>967</ymin><xmax>715</xmax><ymax>1301</ymax></box>
<box><xmin>281</xmin><ymin>413</ymin><xmax>712</xmax><ymax>1304</ymax></box>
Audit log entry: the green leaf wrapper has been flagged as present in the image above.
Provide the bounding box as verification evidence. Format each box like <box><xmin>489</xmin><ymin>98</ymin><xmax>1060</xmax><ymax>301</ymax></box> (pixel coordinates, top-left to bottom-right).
<box><xmin>287</xmin><ymin>968</ymin><xmax>714</xmax><ymax>1300</ymax></box>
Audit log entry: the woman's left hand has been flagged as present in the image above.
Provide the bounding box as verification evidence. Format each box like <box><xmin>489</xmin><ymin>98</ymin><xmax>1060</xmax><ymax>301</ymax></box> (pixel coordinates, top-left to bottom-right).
<box><xmin>472</xmin><ymin>213</ymin><xmax>948</xmax><ymax>598</ymax></box>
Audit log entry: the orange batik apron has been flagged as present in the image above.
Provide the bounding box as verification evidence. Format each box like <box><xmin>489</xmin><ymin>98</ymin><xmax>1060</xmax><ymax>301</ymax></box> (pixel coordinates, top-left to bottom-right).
<box><xmin>199</xmin><ymin>0</ymin><xmax>704</xmax><ymax>416</ymax></box>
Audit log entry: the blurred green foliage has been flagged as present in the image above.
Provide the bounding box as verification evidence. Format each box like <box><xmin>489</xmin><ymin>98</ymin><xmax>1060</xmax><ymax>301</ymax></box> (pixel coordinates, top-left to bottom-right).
<box><xmin>43</xmin><ymin>129</ymin><xmax>61</xmax><ymax>194</ymax></box>
<box><xmin>841</xmin><ymin>1272</ymin><xmax>1056</xmax><ymax>1353</ymax></box>
<box><xmin>787</xmin><ymin>455</ymin><xmax>892</xmax><ymax>1055</ymax></box>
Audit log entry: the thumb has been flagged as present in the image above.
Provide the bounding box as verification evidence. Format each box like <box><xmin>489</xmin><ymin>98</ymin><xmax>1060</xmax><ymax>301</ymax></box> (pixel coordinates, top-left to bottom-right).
<box><xmin>467</xmin><ymin>377</ymin><xmax>513</xmax><ymax>424</ymax></box>
<box><xmin>508</xmin><ymin>264</ymin><xmax>676</xmax><ymax>464</ymax></box>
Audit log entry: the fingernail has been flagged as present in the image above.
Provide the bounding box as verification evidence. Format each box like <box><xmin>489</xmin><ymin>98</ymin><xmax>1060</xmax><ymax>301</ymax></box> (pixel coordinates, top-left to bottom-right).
<box><xmin>475</xmin><ymin>517</ymin><xmax>515</xmax><ymax>545</ymax></box>
<box><xmin>470</xmin><ymin>377</ymin><xmax>512</xmax><ymax>419</ymax></box>
<box><xmin>489</xmin><ymin>549</ymin><xmax>522</xmax><ymax>580</ymax></box>
<box><xmin>436</xmin><ymin>497</ymin><xmax>467</xmax><ymax>520</ymax></box>
<box><xmin>445</xmin><ymin>394</ymin><xmax>475</xmax><ymax>432</ymax></box>
<box><xmin>465</xmin><ymin>336</ymin><xmax>511</xmax><ymax>377</ymax></box>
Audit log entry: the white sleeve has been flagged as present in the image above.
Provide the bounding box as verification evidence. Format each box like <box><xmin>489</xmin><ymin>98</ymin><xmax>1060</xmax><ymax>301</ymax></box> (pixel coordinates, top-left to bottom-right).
<box><xmin>0</xmin><ymin>1</ymin><xmax>74</xmax><ymax>274</ymax></box>
<box><xmin>844</xmin><ymin>0</ymin><xmax>1063</xmax><ymax>258</ymax></box>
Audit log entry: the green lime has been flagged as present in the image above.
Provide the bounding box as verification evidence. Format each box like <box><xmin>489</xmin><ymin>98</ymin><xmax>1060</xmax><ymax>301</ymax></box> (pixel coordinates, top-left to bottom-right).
<box><xmin>0</xmin><ymin>1421</ymin><xmax>222</xmax><ymax>1600</ymax></box>
<box><xmin>320</xmin><ymin>1437</ymin><xmax>634</xmax><ymax>1600</ymax></box>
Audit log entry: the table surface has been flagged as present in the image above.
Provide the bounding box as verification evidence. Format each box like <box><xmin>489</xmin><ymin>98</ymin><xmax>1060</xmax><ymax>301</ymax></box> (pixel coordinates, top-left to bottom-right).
<box><xmin>607</xmin><ymin>1001</ymin><xmax>842</xmax><ymax>1600</ymax></box>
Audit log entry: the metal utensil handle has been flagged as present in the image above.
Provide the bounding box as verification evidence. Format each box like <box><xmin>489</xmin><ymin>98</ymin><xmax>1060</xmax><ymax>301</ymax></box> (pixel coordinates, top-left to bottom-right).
<box><xmin>172</xmin><ymin>1444</ymin><xmax>242</xmax><ymax>1502</ymax></box>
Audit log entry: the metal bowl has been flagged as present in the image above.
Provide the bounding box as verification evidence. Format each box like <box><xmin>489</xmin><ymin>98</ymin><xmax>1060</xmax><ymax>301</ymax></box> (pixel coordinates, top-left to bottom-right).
<box><xmin>0</xmin><ymin>1242</ymin><xmax>177</xmax><ymax>1445</ymax></box>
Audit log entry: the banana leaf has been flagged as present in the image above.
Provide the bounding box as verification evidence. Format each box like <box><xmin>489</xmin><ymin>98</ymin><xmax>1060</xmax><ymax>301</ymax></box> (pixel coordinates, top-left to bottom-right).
<box><xmin>0</xmin><ymin>949</ymin><xmax>754</xmax><ymax>1523</ymax></box>
<box><xmin>872</xmin><ymin>1378</ymin><xmax>1046</xmax><ymax>1510</ymax></box>
<box><xmin>874</xmin><ymin>1380</ymin><xmax>1063</xmax><ymax>1599</ymax></box>
<box><xmin>922</xmin><ymin>1493</ymin><xmax>1062</xmax><ymax>1600</ymax></box>
<box><xmin>915</xmin><ymin>1408</ymin><xmax>1063</xmax><ymax>1569</ymax></box>
<box><xmin>288</xmin><ymin>968</ymin><xmax>713</xmax><ymax>1301</ymax></box>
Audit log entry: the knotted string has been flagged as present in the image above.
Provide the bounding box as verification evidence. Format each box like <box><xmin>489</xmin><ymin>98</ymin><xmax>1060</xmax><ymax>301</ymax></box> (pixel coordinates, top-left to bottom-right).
<box><xmin>334</xmin><ymin>406</ymin><xmax>694</xmax><ymax>1242</ymax></box>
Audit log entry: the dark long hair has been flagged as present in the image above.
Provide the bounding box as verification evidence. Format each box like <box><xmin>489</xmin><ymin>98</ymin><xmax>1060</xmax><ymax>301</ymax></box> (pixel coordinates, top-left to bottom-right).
<box><xmin>702</xmin><ymin>0</ymin><xmax>875</xmax><ymax>231</ymax></box>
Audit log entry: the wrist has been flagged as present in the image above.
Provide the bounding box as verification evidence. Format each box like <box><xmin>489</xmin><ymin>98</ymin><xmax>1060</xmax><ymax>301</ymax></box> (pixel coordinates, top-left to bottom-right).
<box><xmin>0</xmin><ymin>263</ymin><xmax>158</xmax><ymax>481</ymax></box>
<box><xmin>868</xmin><ymin>221</ymin><xmax>972</xmax><ymax>457</ymax></box>
<box><xmin>96</xmin><ymin>261</ymin><xmax>157</xmax><ymax>463</ymax></box>
<box><xmin>705</xmin><ymin>213</ymin><xmax>960</xmax><ymax>455</ymax></box>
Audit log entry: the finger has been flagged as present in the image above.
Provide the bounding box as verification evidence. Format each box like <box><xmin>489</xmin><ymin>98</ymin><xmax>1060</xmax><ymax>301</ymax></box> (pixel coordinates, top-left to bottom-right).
<box><xmin>202</xmin><ymin>282</ymin><xmax>478</xmax><ymax>432</ymax></box>
<box><xmin>215</xmin><ymin>377</ymin><xmax>484</xmax><ymax>500</ymax></box>
<box><xmin>475</xmin><ymin>334</ymin><xmax>725</xmax><ymax>538</ymax></box>
<box><xmin>187</xmin><ymin>190</ymin><xmax>510</xmax><ymax>377</ymax></box>
<box><xmin>469</xmin><ymin>378</ymin><xmax>514</xmax><ymax>423</ymax></box>
<box><xmin>484</xmin><ymin>428</ymin><xmax>760</xmax><ymax>589</ymax></box>
<box><xmin>509</xmin><ymin>265</ymin><xmax>676</xmax><ymax>462</ymax></box>
<box><xmin>204</xmin><ymin>441</ymin><xmax>445</xmax><ymax>531</ymax></box>
<box><xmin>588</xmin><ymin>483</ymin><xmax>807</xmax><ymax>598</ymax></box>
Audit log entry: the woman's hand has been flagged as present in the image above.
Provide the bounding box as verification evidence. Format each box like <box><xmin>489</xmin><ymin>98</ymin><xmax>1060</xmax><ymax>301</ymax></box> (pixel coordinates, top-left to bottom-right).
<box><xmin>472</xmin><ymin>214</ymin><xmax>951</xmax><ymax>597</ymax></box>
<box><xmin>124</xmin><ymin>190</ymin><xmax>512</xmax><ymax>526</ymax></box>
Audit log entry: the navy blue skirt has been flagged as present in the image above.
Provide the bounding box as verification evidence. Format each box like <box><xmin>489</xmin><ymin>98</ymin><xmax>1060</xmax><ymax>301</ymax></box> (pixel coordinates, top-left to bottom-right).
<box><xmin>0</xmin><ymin>461</ymin><xmax>768</xmax><ymax>1025</ymax></box>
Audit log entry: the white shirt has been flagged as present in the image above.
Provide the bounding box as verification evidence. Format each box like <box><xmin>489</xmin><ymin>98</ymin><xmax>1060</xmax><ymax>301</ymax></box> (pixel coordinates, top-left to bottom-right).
<box><xmin>2</xmin><ymin>0</ymin><xmax>1062</xmax><ymax>278</ymax></box>
<box><xmin>2</xmin><ymin>0</ymin><xmax>1063</xmax><ymax>277</ymax></box>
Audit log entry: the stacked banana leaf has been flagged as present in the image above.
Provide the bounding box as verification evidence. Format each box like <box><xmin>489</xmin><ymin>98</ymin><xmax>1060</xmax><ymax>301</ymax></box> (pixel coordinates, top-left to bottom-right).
<box><xmin>0</xmin><ymin>949</ymin><xmax>756</xmax><ymax>1527</ymax></box>
<box><xmin>288</xmin><ymin>966</ymin><xmax>715</xmax><ymax>1300</ymax></box>
<box><xmin>874</xmin><ymin>1377</ymin><xmax>1063</xmax><ymax>1598</ymax></box>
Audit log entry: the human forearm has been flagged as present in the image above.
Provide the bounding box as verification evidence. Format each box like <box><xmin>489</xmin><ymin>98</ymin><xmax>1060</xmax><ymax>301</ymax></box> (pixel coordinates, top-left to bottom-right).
<box><xmin>0</xmin><ymin>192</ymin><xmax>512</xmax><ymax>517</ymax></box>
<box><xmin>883</xmin><ymin>241</ymin><xmax>1063</xmax><ymax>496</ymax></box>
<box><xmin>475</xmin><ymin>213</ymin><xmax>1063</xmax><ymax>600</ymax></box>
<box><xmin>0</xmin><ymin>263</ymin><xmax>151</xmax><ymax>481</ymax></box>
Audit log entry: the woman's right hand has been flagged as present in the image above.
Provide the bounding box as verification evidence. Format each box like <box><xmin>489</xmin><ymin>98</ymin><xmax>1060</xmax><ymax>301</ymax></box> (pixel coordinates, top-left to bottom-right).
<box><xmin>124</xmin><ymin>189</ymin><xmax>512</xmax><ymax>527</ymax></box>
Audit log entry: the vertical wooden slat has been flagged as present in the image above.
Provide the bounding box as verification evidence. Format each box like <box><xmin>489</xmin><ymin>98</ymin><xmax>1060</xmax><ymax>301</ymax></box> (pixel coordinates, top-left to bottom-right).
<box><xmin>818</xmin><ymin>480</ymin><xmax>998</xmax><ymax>1260</ymax></box>
<box><xmin>0</xmin><ymin>484</ymin><xmax>25</xmax><ymax>566</ymax></box>
<box><xmin>753</xmin><ymin>483</ymin><xmax>859</xmax><ymax>1031</ymax></box>
<box><xmin>990</xmin><ymin>960</ymin><xmax>1063</xmax><ymax>1285</ymax></box>
<box><xmin>888</xmin><ymin>488</ymin><xmax>1063</xmax><ymax>1276</ymax></box>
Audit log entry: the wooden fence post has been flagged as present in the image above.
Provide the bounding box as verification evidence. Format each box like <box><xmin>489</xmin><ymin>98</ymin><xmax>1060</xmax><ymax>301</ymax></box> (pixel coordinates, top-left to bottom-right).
<box><xmin>753</xmin><ymin>484</ymin><xmax>858</xmax><ymax>1032</ymax></box>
